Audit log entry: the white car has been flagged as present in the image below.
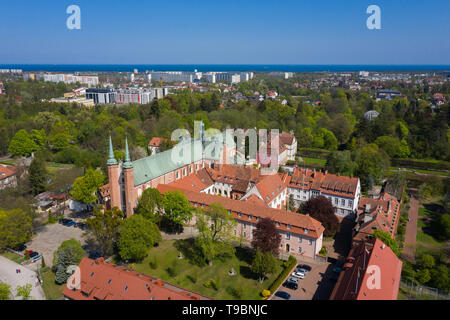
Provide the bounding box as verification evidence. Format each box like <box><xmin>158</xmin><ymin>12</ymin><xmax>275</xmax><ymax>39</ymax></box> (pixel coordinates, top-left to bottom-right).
<box><xmin>291</xmin><ymin>271</ymin><xmax>305</xmax><ymax>279</ymax></box>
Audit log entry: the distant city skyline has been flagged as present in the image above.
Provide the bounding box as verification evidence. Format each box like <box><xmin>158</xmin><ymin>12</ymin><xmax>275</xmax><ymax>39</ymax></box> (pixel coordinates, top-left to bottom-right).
<box><xmin>1</xmin><ymin>0</ymin><xmax>449</xmax><ymax>65</ymax></box>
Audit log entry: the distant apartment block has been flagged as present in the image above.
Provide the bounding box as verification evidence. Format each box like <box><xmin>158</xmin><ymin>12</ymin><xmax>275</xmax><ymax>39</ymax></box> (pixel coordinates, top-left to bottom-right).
<box><xmin>376</xmin><ymin>89</ymin><xmax>402</xmax><ymax>101</ymax></box>
<box><xmin>268</xmin><ymin>72</ymin><xmax>294</xmax><ymax>79</ymax></box>
<box><xmin>0</xmin><ymin>69</ymin><xmax>22</xmax><ymax>74</ymax></box>
<box><xmin>27</xmin><ymin>73</ymin><xmax>99</xmax><ymax>87</ymax></box>
<box><xmin>85</xmin><ymin>87</ymin><xmax>165</xmax><ymax>105</ymax></box>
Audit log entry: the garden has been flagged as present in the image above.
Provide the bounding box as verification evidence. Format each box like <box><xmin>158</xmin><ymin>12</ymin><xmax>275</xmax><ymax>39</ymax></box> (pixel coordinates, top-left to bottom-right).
<box><xmin>128</xmin><ymin>239</ymin><xmax>287</xmax><ymax>300</ymax></box>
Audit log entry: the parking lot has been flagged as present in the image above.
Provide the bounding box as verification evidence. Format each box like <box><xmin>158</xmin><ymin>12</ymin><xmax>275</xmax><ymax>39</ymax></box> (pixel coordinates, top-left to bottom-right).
<box><xmin>272</xmin><ymin>258</ymin><xmax>339</xmax><ymax>300</ymax></box>
<box><xmin>26</xmin><ymin>223</ymin><xmax>86</xmax><ymax>268</ymax></box>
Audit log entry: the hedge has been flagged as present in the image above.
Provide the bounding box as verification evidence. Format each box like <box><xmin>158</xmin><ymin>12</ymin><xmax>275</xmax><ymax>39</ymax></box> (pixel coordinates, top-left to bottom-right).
<box><xmin>268</xmin><ymin>256</ymin><xmax>297</xmax><ymax>294</ymax></box>
<box><xmin>391</xmin><ymin>158</ymin><xmax>450</xmax><ymax>171</ymax></box>
<box><xmin>298</xmin><ymin>148</ymin><xmax>331</xmax><ymax>159</ymax></box>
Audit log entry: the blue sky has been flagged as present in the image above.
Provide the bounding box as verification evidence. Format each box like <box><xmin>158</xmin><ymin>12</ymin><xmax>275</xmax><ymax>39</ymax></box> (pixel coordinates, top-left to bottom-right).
<box><xmin>0</xmin><ymin>0</ymin><xmax>449</xmax><ymax>64</ymax></box>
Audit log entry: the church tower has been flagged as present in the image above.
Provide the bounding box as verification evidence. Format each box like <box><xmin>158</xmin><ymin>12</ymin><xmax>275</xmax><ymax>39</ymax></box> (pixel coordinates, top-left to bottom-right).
<box><xmin>123</xmin><ymin>138</ymin><xmax>135</xmax><ymax>218</ymax></box>
<box><xmin>107</xmin><ymin>136</ymin><xmax>121</xmax><ymax>210</ymax></box>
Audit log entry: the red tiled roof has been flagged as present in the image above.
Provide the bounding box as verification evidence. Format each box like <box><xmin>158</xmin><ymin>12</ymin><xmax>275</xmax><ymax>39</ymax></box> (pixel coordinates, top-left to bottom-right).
<box><xmin>0</xmin><ymin>164</ymin><xmax>17</xmax><ymax>180</ymax></box>
<box><xmin>148</xmin><ymin>137</ymin><xmax>167</xmax><ymax>147</ymax></box>
<box><xmin>330</xmin><ymin>238</ymin><xmax>402</xmax><ymax>300</ymax></box>
<box><xmin>354</xmin><ymin>193</ymin><xmax>400</xmax><ymax>240</ymax></box>
<box><xmin>168</xmin><ymin>173</ymin><xmax>211</xmax><ymax>192</ymax></box>
<box><xmin>288</xmin><ymin>167</ymin><xmax>359</xmax><ymax>198</ymax></box>
<box><xmin>63</xmin><ymin>258</ymin><xmax>211</xmax><ymax>300</ymax></box>
<box><xmin>253</xmin><ymin>174</ymin><xmax>286</xmax><ymax>204</ymax></box>
<box><xmin>157</xmin><ymin>184</ymin><xmax>324</xmax><ymax>239</ymax></box>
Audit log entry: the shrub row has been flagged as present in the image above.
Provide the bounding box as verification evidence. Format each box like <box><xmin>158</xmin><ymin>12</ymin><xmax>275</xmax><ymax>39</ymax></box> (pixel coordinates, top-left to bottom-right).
<box><xmin>298</xmin><ymin>148</ymin><xmax>331</xmax><ymax>159</ymax></box>
<box><xmin>391</xmin><ymin>158</ymin><xmax>450</xmax><ymax>171</ymax></box>
<box><xmin>268</xmin><ymin>255</ymin><xmax>297</xmax><ymax>294</ymax></box>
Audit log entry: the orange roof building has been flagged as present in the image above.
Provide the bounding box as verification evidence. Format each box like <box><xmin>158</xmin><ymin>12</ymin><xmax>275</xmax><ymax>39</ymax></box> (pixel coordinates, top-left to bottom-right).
<box><xmin>330</xmin><ymin>238</ymin><xmax>402</xmax><ymax>300</ymax></box>
<box><xmin>0</xmin><ymin>164</ymin><xmax>18</xmax><ymax>190</ymax></box>
<box><xmin>157</xmin><ymin>184</ymin><xmax>325</xmax><ymax>259</ymax></box>
<box><xmin>353</xmin><ymin>193</ymin><xmax>401</xmax><ymax>243</ymax></box>
<box><xmin>63</xmin><ymin>257</ymin><xmax>212</xmax><ymax>300</ymax></box>
<box><xmin>285</xmin><ymin>167</ymin><xmax>361</xmax><ymax>219</ymax></box>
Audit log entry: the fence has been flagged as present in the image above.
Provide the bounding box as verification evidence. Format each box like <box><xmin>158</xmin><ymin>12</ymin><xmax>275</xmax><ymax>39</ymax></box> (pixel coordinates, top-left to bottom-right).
<box><xmin>400</xmin><ymin>279</ymin><xmax>449</xmax><ymax>300</ymax></box>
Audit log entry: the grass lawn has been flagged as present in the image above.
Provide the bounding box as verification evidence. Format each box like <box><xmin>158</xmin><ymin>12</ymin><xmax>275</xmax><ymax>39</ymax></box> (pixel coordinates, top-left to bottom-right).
<box><xmin>0</xmin><ymin>251</ymin><xmax>26</xmax><ymax>264</ymax></box>
<box><xmin>299</xmin><ymin>157</ymin><xmax>326</xmax><ymax>166</ymax></box>
<box><xmin>40</xmin><ymin>267</ymin><xmax>65</xmax><ymax>300</ymax></box>
<box><xmin>46</xmin><ymin>162</ymin><xmax>76</xmax><ymax>174</ymax></box>
<box><xmin>416</xmin><ymin>230</ymin><xmax>445</xmax><ymax>247</ymax></box>
<box><xmin>0</xmin><ymin>159</ymin><xmax>17</xmax><ymax>166</ymax></box>
<box><xmin>128</xmin><ymin>239</ymin><xmax>284</xmax><ymax>300</ymax></box>
<box><xmin>389</xmin><ymin>167</ymin><xmax>450</xmax><ymax>177</ymax></box>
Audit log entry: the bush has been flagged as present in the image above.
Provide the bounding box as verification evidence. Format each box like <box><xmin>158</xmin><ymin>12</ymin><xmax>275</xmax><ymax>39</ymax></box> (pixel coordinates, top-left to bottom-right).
<box><xmin>261</xmin><ymin>289</ymin><xmax>271</xmax><ymax>298</ymax></box>
<box><xmin>269</xmin><ymin>256</ymin><xmax>296</xmax><ymax>294</ymax></box>
<box><xmin>226</xmin><ymin>286</ymin><xmax>243</xmax><ymax>299</ymax></box>
<box><xmin>149</xmin><ymin>257</ymin><xmax>158</xmax><ymax>270</ymax></box>
<box><xmin>186</xmin><ymin>275</ymin><xmax>197</xmax><ymax>284</ymax></box>
<box><xmin>203</xmin><ymin>280</ymin><xmax>218</xmax><ymax>291</ymax></box>
<box><xmin>319</xmin><ymin>246</ymin><xmax>327</xmax><ymax>255</ymax></box>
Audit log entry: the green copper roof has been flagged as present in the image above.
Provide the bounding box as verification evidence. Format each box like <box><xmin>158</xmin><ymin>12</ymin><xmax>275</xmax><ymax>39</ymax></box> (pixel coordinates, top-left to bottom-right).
<box><xmin>107</xmin><ymin>136</ymin><xmax>118</xmax><ymax>166</ymax></box>
<box><xmin>132</xmin><ymin>137</ymin><xmax>232</xmax><ymax>187</ymax></box>
<box><xmin>123</xmin><ymin>137</ymin><xmax>133</xmax><ymax>169</ymax></box>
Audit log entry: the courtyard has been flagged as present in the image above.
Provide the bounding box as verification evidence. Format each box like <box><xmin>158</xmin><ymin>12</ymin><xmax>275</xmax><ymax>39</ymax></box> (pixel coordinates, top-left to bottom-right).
<box><xmin>126</xmin><ymin>239</ymin><xmax>286</xmax><ymax>300</ymax></box>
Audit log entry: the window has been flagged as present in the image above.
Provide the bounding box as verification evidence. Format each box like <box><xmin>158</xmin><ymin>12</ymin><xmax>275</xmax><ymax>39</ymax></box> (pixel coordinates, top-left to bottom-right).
<box><xmin>298</xmin><ymin>247</ymin><xmax>302</xmax><ymax>253</ymax></box>
<box><xmin>183</xmin><ymin>169</ymin><xmax>186</xmax><ymax>176</ymax></box>
<box><xmin>341</xmin><ymin>199</ymin><xmax>345</xmax><ymax>206</ymax></box>
<box><xmin>124</xmin><ymin>286</ymin><xmax>128</xmax><ymax>292</ymax></box>
<box><xmin>107</xmin><ymin>279</ymin><xmax>112</xmax><ymax>285</ymax></box>
<box><xmin>249</xmin><ymin>215</ymin><xmax>252</xmax><ymax>220</ymax></box>
<box><xmin>234</xmin><ymin>230</ymin><xmax>237</xmax><ymax>235</ymax></box>
<box><xmin>349</xmin><ymin>200</ymin><xmax>353</xmax><ymax>207</ymax></box>
<box><xmin>287</xmin><ymin>224</ymin><xmax>291</xmax><ymax>229</ymax></box>
<box><xmin>298</xmin><ymin>236</ymin><xmax>302</xmax><ymax>243</ymax></box>
<box><xmin>238</xmin><ymin>213</ymin><xmax>242</xmax><ymax>218</ymax></box>
<box><xmin>243</xmin><ymin>223</ymin><xmax>246</xmax><ymax>229</ymax></box>
<box><xmin>243</xmin><ymin>232</ymin><xmax>246</xmax><ymax>237</ymax></box>
<box><xmin>334</xmin><ymin>198</ymin><xmax>338</xmax><ymax>205</ymax></box>
<box><xmin>304</xmin><ymin>228</ymin><xmax>309</xmax><ymax>234</ymax></box>
<box><xmin>308</xmin><ymin>240</ymin><xmax>313</xmax><ymax>245</ymax></box>
<box><xmin>176</xmin><ymin>172</ymin><xmax>179</xmax><ymax>179</ymax></box>
<box><xmin>276</xmin><ymin>222</ymin><xmax>280</xmax><ymax>227</ymax></box>
<box><xmin>190</xmin><ymin>166</ymin><xmax>193</xmax><ymax>173</ymax></box>
<box><xmin>286</xmin><ymin>233</ymin><xmax>290</xmax><ymax>240</ymax></box>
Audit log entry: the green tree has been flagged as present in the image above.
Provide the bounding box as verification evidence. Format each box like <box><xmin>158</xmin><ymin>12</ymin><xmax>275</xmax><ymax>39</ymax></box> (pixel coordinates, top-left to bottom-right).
<box><xmin>162</xmin><ymin>191</ymin><xmax>193</xmax><ymax>231</ymax></box>
<box><xmin>53</xmin><ymin>239</ymin><xmax>86</xmax><ymax>284</ymax></box>
<box><xmin>325</xmin><ymin>150</ymin><xmax>356</xmax><ymax>176</ymax></box>
<box><xmin>31</xmin><ymin>129</ymin><xmax>47</xmax><ymax>147</ymax></box>
<box><xmin>0</xmin><ymin>283</ymin><xmax>11</xmax><ymax>300</ymax></box>
<box><xmin>416</xmin><ymin>268</ymin><xmax>431</xmax><ymax>285</ymax></box>
<box><xmin>28</xmin><ymin>155</ymin><xmax>48</xmax><ymax>195</ymax></box>
<box><xmin>250</xmin><ymin>250</ymin><xmax>277</xmax><ymax>283</ymax></box>
<box><xmin>70</xmin><ymin>168</ymin><xmax>105</xmax><ymax>205</ymax></box>
<box><xmin>15</xmin><ymin>283</ymin><xmax>32</xmax><ymax>300</ymax></box>
<box><xmin>195</xmin><ymin>203</ymin><xmax>236</xmax><ymax>266</ymax></box>
<box><xmin>430</xmin><ymin>265</ymin><xmax>449</xmax><ymax>291</ymax></box>
<box><xmin>8</xmin><ymin>129</ymin><xmax>39</xmax><ymax>157</ymax></box>
<box><xmin>417</xmin><ymin>254</ymin><xmax>435</xmax><ymax>270</ymax></box>
<box><xmin>354</xmin><ymin>144</ymin><xmax>389</xmax><ymax>189</ymax></box>
<box><xmin>136</xmin><ymin>188</ymin><xmax>163</xmax><ymax>225</ymax></box>
<box><xmin>0</xmin><ymin>209</ymin><xmax>33</xmax><ymax>250</ymax></box>
<box><xmin>373</xmin><ymin>229</ymin><xmax>399</xmax><ymax>256</ymax></box>
<box><xmin>85</xmin><ymin>207</ymin><xmax>124</xmax><ymax>257</ymax></box>
<box><xmin>118</xmin><ymin>214</ymin><xmax>162</xmax><ymax>261</ymax></box>
<box><xmin>49</xmin><ymin>133</ymin><xmax>71</xmax><ymax>151</ymax></box>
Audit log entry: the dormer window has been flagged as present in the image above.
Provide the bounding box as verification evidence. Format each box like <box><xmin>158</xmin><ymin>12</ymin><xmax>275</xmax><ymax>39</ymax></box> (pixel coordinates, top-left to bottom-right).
<box><xmin>287</xmin><ymin>224</ymin><xmax>291</xmax><ymax>229</ymax></box>
<box><xmin>304</xmin><ymin>228</ymin><xmax>309</xmax><ymax>234</ymax></box>
<box><xmin>124</xmin><ymin>286</ymin><xmax>128</xmax><ymax>292</ymax></box>
<box><xmin>107</xmin><ymin>279</ymin><xmax>112</xmax><ymax>285</ymax></box>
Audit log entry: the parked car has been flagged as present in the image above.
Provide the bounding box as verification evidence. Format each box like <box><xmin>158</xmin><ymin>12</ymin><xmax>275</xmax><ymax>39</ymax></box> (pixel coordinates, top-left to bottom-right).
<box><xmin>297</xmin><ymin>268</ymin><xmax>308</xmax><ymax>275</ymax></box>
<box><xmin>75</xmin><ymin>222</ymin><xmax>87</xmax><ymax>230</ymax></box>
<box><xmin>26</xmin><ymin>250</ymin><xmax>35</xmax><ymax>256</ymax></box>
<box><xmin>291</xmin><ymin>271</ymin><xmax>305</xmax><ymax>279</ymax></box>
<box><xmin>283</xmin><ymin>281</ymin><xmax>298</xmax><ymax>290</ymax></box>
<box><xmin>13</xmin><ymin>244</ymin><xmax>27</xmax><ymax>252</ymax></box>
<box><xmin>275</xmin><ymin>291</ymin><xmax>291</xmax><ymax>299</ymax></box>
<box><xmin>297</xmin><ymin>264</ymin><xmax>312</xmax><ymax>272</ymax></box>
<box><xmin>59</xmin><ymin>218</ymin><xmax>70</xmax><ymax>225</ymax></box>
<box><xmin>65</xmin><ymin>220</ymin><xmax>76</xmax><ymax>227</ymax></box>
<box><xmin>286</xmin><ymin>277</ymin><xmax>298</xmax><ymax>284</ymax></box>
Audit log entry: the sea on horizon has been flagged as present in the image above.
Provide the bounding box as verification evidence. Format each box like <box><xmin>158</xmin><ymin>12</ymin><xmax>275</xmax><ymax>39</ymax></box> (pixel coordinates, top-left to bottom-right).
<box><xmin>0</xmin><ymin>64</ymin><xmax>449</xmax><ymax>73</ymax></box>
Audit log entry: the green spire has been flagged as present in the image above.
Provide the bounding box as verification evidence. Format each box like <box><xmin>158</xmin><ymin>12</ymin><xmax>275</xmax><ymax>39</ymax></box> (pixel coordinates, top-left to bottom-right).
<box><xmin>107</xmin><ymin>136</ymin><xmax>118</xmax><ymax>166</ymax></box>
<box><xmin>123</xmin><ymin>137</ymin><xmax>133</xmax><ymax>169</ymax></box>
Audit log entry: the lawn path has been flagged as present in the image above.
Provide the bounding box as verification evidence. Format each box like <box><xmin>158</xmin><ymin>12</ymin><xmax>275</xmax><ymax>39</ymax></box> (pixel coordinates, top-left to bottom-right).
<box><xmin>402</xmin><ymin>196</ymin><xmax>419</xmax><ymax>262</ymax></box>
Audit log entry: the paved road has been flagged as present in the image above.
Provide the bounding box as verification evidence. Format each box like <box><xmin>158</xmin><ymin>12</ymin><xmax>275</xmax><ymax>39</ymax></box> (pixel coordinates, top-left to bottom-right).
<box><xmin>403</xmin><ymin>196</ymin><xmax>419</xmax><ymax>262</ymax></box>
<box><xmin>0</xmin><ymin>256</ymin><xmax>46</xmax><ymax>300</ymax></box>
